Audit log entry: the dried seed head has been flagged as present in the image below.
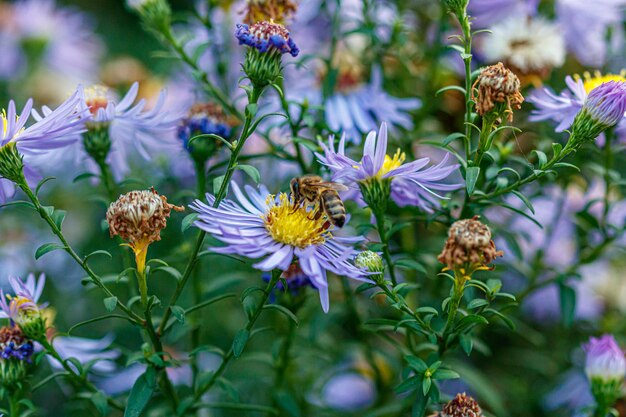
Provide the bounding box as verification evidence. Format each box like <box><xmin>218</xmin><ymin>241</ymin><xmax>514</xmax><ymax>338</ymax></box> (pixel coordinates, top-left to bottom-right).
<box><xmin>435</xmin><ymin>393</ymin><xmax>485</xmax><ymax>417</ymax></box>
<box><xmin>106</xmin><ymin>188</ymin><xmax>184</xmax><ymax>246</ymax></box>
<box><xmin>437</xmin><ymin>216</ymin><xmax>503</xmax><ymax>270</ymax></box>
<box><xmin>243</xmin><ymin>0</ymin><xmax>298</xmax><ymax>25</ymax></box>
<box><xmin>472</xmin><ymin>62</ymin><xmax>524</xmax><ymax>122</ymax></box>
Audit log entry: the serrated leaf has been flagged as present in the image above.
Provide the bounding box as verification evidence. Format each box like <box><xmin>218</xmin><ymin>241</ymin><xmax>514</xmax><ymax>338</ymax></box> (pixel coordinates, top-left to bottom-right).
<box><xmin>465</xmin><ymin>166</ymin><xmax>480</xmax><ymax>195</ymax></box>
<box><xmin>103</xmin><ymin>297</ymin><xmax>117</xmax><ymax>313</ymax></box>
<box><xmin>35</xmin><ymin>243</ymin><xmax>65</xmax><ymax>260</ymax></box>
<box><xmin>181</xmin><ymin>213</ymin><xmax>199</xmax><ymax>233</ymax></box>
<box><xmin>124</xmin><ymin>367</ymin><xmax>157</xmax><ymax>417</ymax></box>
<box><xmin>237</xmin><ymin>164</ymin><xmax>261</xmax><ymax>183</ymax></box>
<box><xmin>171</xmin><ymin>305</ymin><xmax>185</xmax><ymax>324</ymax></box>
<box><xmin>232</xmin><ymin>329</ymin><xmax>250</xmax><ymax>358</ymax></box>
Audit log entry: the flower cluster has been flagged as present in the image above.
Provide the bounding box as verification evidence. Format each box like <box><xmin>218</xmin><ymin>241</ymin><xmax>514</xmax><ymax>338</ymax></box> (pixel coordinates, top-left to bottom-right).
<box><xmin>178</xmin><ymin>102</ymin><xmax>235</xmax><ymax>164</ymax></box>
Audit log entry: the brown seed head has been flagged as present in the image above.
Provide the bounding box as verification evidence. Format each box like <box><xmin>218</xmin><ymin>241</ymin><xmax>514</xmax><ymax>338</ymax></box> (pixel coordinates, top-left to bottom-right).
<box><xmin>437</xmin><ymin>393</ymin><xmax>484</xmax><ymax>417</ymax></box>
<box><xmin>438</xmin><ymin>216</ymin><xmax>503</xmax><ymax>269</ymax></box>
<box><xmin>106</xmin><ymin>188</ymin><xmax>184</xmax><ymax>245</ymax></box>
<box><xmin>0</xmin><ymin>326</ymin><xmax>27</xmax><ymax>347</ymax></box>
<box><xmin>243</xmin><ymin>0</ymin><xmax>298</xmax><ymax>25</ymax></box>
<box><xmin>472</xmin><ymin>62</ymin><xmax>524</xmax><ymax>122</ymax></box>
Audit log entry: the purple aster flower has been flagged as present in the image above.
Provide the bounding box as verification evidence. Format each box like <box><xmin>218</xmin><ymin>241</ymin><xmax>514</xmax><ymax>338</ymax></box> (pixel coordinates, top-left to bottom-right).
<box><xmin>584</xmin><ymin>334</ymin><xmax>626</xmax><ymax>383</ymax></box>
<box><xmin>235</xmin><ymin>21</ymin><xmax>299</xmax><ymax>56</ymax></box>
<box><xmin>0</xmin><ymin>274</ymin><xmax>46</xmax><ymax>326</ymax></box>
<box><xmin>2</xmin><ymin>0</ymin><xmax>103</xmax><ymax>81</ymax></box>
<box><xmin>190</xmin><ymin>182</ymin><xmax>370</xmax><ymax>312</ymax></box>
<box><xmin>582</xmin><ymin>81</ymin><xmax>626</xmax><ymax>128</ymax></box>
<box><xmin>0</xmin><ymin>326</ymin><xmax>34</xmax><ymax>362</ymax></box>
<box><xmin>556</xmin><ymin>0</ymin><xmax>626</xmax><ymax>67</ymax></box>
<box><xmin>32</xmin><ymin>82</ymin><xmax>182</xmax><ymax>182</ymax></box>
<box><xmin>50</xmin><ymin>334</ymin><xmax>120</xmax><ymax>374</ymax></box>
<box><xmin>544</xmin><ymin>370</ymin><xmax>594</xmax><ymax>415</ymax></box>
<box><xmin>321</xmin><ymin>372</ymin><xmax>376</xmax><ymax>411</ymax></box>
<box><xmin>468</xmin><ymin>0</ymin><xmax>539</xmax><ymax>28</ymax></box>
<box><xmin>0</xmin><ymin>90</ymin><xmax>85</xmax><ymax>202</ymax></box>
<box><xmin>316</xmin><ymin>123</ymin><xmax>460</xmax><ymax>212</ymax></box>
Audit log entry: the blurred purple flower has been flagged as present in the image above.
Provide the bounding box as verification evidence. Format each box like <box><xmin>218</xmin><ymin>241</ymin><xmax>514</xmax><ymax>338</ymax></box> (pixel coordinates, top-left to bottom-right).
<box><xmin>584</xmin><ymin>334</ymin><xmax>626</xmax><ymax>382</ymax></box>
<box><xmin>317</xmin><ymin>123</ymin><xmax>460</xmax><ymax>212</ymax></box>
<box><xmin>0</xmin><ymin>90</ymin><xmax>85</xmax><ymax>203</ymax></box>
<box><xmin>190</xmin><ymin>182</ymin><xmax>370</xmax><ymax>312</ymax></box>
<box><xmin>556</xmin><ymin>0</ymin><xmax>626</xmax><ymax>67</ymax></box>
<box><xmin>321</xmin><ymin>372</ymin><xmax>376</xmax><ymax>411</ymax></box>
<box><xmin>468</xmin><ymin>0</ymin><xmax>539</xmax><ymax>28</ymax></box>
<box><xmin>50</xmin><ymin>334</ymin><xmax>120</xmax><ymax>374</ymax></box>
<box><xmin>544</xmin><ymin>370</ymin><xmax>593</xmax><ymax>415</ymax></box>
<box><xmin>1</xmin><ymin>0</ymin><xmax>103</xmax><ymax>81</ymax></box>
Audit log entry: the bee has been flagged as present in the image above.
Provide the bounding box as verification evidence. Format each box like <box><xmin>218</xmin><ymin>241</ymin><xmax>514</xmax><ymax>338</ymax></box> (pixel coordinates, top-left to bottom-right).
<box><xmin>290</xmin><ymin>175</ymin><xmax>348</xmax><ymax>228</ymax></box>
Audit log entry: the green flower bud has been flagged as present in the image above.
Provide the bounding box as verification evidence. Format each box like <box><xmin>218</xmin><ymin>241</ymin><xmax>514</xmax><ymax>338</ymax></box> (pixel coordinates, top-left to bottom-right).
<box><xmin>127</xmin><ymin>0</ymin><xmax>172</xmax><ymax>35</ymax></box>
<box><xmin>355</xmin><ymin>251</ymin><xmax>385</xmax><ymax>274</ymax></box>
<box><xmin>359</xmin><ymin>178</ymin><xmax>391</xmax><ymax>215</ymax></box>
<box><xmin>0</xmin><ymin>142</ymin><xmax>26</xmax><ymax>185</ymax></box>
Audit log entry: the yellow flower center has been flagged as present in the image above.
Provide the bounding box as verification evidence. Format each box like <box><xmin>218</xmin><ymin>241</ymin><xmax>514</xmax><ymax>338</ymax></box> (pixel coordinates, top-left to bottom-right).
<box><xmin>84</xmin><ymin>84</ymin><xmax>111</xmax><ymax>115</ymax></box>
<box><xmin>577</xmin><ymin>70</ymin><xmax>626</xmax><ymax>94</ymax></box>
<box><xmin>263</xmin><ymin>193</ymin><xmax>329</xmax><ymax>248</ymax></box>
<box><xmin>377</xmin><ymin>149</ymin><xmax>405</xmax><ymax>178</ymax></box>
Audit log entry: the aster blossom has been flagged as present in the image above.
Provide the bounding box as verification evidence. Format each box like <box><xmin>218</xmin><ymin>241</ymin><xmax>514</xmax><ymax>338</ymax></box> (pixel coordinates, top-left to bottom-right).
<box><xmin>584</xmin><ymin>334</ymin><xmax>626</xmax><ymax>383</ymax></box>
<box><xmin>0</xmin><ymin>90</ymin><xmax>85</xmax><ymax>202</ymax></box>
<box><xmin>191</xmin><ymin>182</ymin><xmax>371</xmax><ymax>312</ymax></box>
<box><xmin>0</xmin><ymin>274</ymin><xmax>47</xmax><ymax>339</ymax></box>
<box><xmin>235</xmin><ymin>21</ymin><xmax>299</xmax><ymax>56</ymax></box>
<box><xmin>316</xmin><ymin>123</ymin><xmax>460</xmax><ymax>212</ymax></box>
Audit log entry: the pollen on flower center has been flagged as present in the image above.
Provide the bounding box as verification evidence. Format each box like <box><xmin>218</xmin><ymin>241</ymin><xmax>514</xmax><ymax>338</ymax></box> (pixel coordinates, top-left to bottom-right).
<box><xmin>377</xmin><ymin>149</ymin><xmax>405</xmax><ymax>177</ymax></box>
<box><xmin>263</xmin><ymin>193</ymin><xmax>329</xmax><ymax>248</ymax></box>
<box><xmin>578</xmin><ymin>70</ymin><xmax>626</xmax><ymax>94</ymax></box>
<box><xmin>84</xmin><ymin>84</ymin><xmax>111</xmax><ymax>115</ymax></box>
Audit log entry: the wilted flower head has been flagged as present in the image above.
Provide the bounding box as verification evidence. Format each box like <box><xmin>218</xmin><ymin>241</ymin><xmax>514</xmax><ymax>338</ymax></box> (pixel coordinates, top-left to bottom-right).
<box><xmin>178</xmin><ymin>102</ymin><xmax>235</xmax><ymax>163</ymax></box>
<box><xmin>317</xmin><ymin>123</ymin><xmax>460</xmax><ymax>213</ymax></box>
<box><xmin>235</xmin><ymin>21</ymin><xmax>299</xmax><ymax>56</ymax></box>
<box><xmin>570</xmin><ymin>81</ymin><xmax>626</xmax><ymax>146</ymax></box>
<box><xmin>438</xmin><ymin>216</ymin><xmax>503</xmax><ymax>273</ymax></box>
<box><xmin>191</xmin><ymin>182</ymin><xmax>370</xmax><ymax>312</ymax></box>
<box><xmin>0</xmin><ymin>325</ymin><xmax>34</xmax><ymax>388</ymax></box>
<box><xmin>107</xmin><ymin>188</ymin><xmax>183</xmax><ymax>273</ymax></box>
<box><xmin>481</xmin><ymin>16</ymin><xmax>565</xmax><ymax>85</ymax></box>
<box><xmin>472</xmin><ymin>62</ymin><xmax>524</xmax><ymax>123</ymax></box>
<box><xmin>0</xmin><ymin>274</ymin><xmax>47</xmax><ymax>340</ymax></box>
<box><xmin>243</xmin><ymin>0</ymin><xmax>298</xmax><ymax>25</ymax></box>
<box><xmin>584</xmin><ymin>334</ymin><xmax>626</xmax><ymax>383</ymax></box>
<box><xmin>431</xmin><ymin>393</ymin><xmax>484</xmax><ymax>417</ymax></box>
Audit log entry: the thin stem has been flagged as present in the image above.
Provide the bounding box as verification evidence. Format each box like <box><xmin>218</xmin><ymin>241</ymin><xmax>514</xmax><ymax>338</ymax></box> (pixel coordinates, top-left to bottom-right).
<box><xmin>376</xmin><ymin>282</ymin><xmax>430</xmax><ymax>332</ymax></box>
<box><xmin>442</xmin><ymin>274</ymin><xmax>465</xmax><ymax>340</ymax></box>
<box><xmin>95</xmin><ymin>158</ymin><xmax>117</xmax><ymax>202</ymax></box>
<box><xmin>158</xmin><ymin>86</ymin><xmax>264</xmax><ymax>336</ymax></box>
<box><xmin>8</xmin><ymin>391</ymin><xmax>20</xmax><ymax>417</ymax></box>
<box><xmin>456</xmin><ymin>10</ymin><xmax>473</xmax><ymax>162</ymax></box>
<box><xmin>373</xmin><ymin>210</ymin><xmax>397</xmax><ymax>286</ymax></box>
<box><xmin>19</xmin><ymin>184</ymin><xmax>143</xmax><ymax>325</ymax></box>
<box><xmin>38</xmin><ymin>338</ymin><xmax>124</xmax><ymax>410</ymax></box>
<box><xmin>180</xmin><ymin>271</ymin><xmax>281</xmax><ymax>416</ymax></box>
<box><xmin>473</xmin><ymin>115</ymin><xmax>496</xmax><ymax>167</ymax></box>
<box><xmin>601</xmin><ymin>130</ymin><xmax>614</xmax><ymax>232</ymax></box>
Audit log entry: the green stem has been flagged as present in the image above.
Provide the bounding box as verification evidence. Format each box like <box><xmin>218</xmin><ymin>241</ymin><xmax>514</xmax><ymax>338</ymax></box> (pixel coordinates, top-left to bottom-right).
<box><xmin>158</xmin><ymin>86</ymin><xmax>265</xmax><ymax>337</ymax></box>
<box><xmin>456</xmin><ymin>9</ymin><xmax>473</xmax><ymax>162</ymax></box>
<box><xmin>8</xmin><ymin>391</ymin><xmax>20</xmax><ymax>417</ymax></box>
<box><xmin>376</xmin><ymin>282</ymin><xmax>430</xmax><ymax>332</ymax></box>
<box><xmin>18</xmin><ymin>183</ymin><xmax>143</xmax><ymax>325</ymax></box>
<box><xmin>95</xmin><ymin>158</ymin><xmax>117</xmax><ymax>202</ymax></box>
<box><xmin>601</xmin><ymin>130</ymin><xmax>614</xmax><ymax>232</ymax></box>
<box><xmin>38</xmin><ymin>338</ymin><xmax>124</xmax><ymax>410</ymax></box>
<box><xmin>373</xmin><ymin>210</ymin><xmax>397</xmax><ymax>286</ymax></box>
<box><xmin>180</xmin><ymin>271</ymin><xmax>281</xmax><ymax>416</ymax></box>
<box><xmin>473</xmin><ymin>115</ymin><xmax>496</xmax><ymax>167</ymax></box>
<box><xmin>442</xmin><ymin>273</ymin><xmax>465</xmax><ymax>341</ymax></box>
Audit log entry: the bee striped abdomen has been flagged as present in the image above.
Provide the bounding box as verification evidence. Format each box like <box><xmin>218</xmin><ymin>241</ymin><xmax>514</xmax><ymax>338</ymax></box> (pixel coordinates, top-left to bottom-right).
<box><xmin>321</xmin><ymin>190</ymin><xmax>346</xmax><ymax>228</ymax></box>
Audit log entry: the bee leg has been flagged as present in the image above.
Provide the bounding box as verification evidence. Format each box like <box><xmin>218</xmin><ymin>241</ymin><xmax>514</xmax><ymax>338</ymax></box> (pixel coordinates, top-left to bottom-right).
<box><xmin>307</xmin><ymin>201</ymin><xmax>323</xmax><ymax>221</ymax></box>
<box><xmin>290</xmin><ymin>197</ymin><xmax>303</xmax><ymax>214</ymax></box>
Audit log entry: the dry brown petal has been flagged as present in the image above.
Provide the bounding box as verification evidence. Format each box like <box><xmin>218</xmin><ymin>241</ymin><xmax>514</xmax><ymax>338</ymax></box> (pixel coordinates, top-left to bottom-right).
<box><xmin>438</xmin><ymin>216</ymin><xmax>503</xmax><ymax>269</ymax></box>
<box><xmin>472</xmin><ymin>62</ymin><xmax>524</xmax><ymax>122</ymax></box>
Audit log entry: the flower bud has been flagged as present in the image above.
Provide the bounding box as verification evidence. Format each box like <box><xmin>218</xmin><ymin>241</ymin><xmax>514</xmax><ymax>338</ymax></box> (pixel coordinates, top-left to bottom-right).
<box><xmin>359</xmin><ymin>178</ymin><xmax>391</xmax><ymax>215</ymax></box>
<box><xmin>0</xmin><ymin>141</ymin><xmax>25</xmax><ymax>185</ymax></box>
<box><xmin>472</xmin><ymin>62</ymin><xmax>524</xmax><ymax>123</ymax></box>
<box><xmin>355</xmin><ymin>251</ymin><xmax>385</xmax><ymax>275</ymax></box>
<box><xmin>127</xmin><ymin>0</ymin><xmax>171</xmax><ymax>34</ymax></box>
<box><xmin>441</xmin><ymin>0</ymin><xmax>468</xmax><ymax>15</ymax></box>
<box><xmin>570</xmin><ymin>81</ymin><xmax>626</xmax><ymax>146</ymax></box>
<box><xmin>431</xmin><ymin>393</ymin><xmax>484</xmax><ymax>417</ymax></box>
<box><xmin>438</xmin><ymin>216</ymin><xmax>503</xmax><ymax>273</ymax></box>
<box><xmin>235</xmin><ymin>21</ymin><xmax>299</xmax><ymax>88</ymax></box>
<box><xmin>243</xmin><ymin>0</ymin><xmax>298</xmax><ymax>25</ymax></box>
<box><xmin>0</xmin><ymin>326</ymin><xmax>34</xmax><ymax>388</ymax></box>
<box><xmin>584</xmin><ymin>335</ymin><xmax>626</xmax><ymax>411</ymax></box>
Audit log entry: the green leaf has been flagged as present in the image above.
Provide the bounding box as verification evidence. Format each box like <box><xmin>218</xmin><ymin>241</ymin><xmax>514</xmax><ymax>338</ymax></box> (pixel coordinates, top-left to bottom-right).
<box><xmin>171</xmin><ymin>305</ymin><xmax>186</xmax><ymax>324</ymax></box>
<box><xmin>35</xmin><ymin>177</ymin><xmax>56</xmax><ymax>196</ymax></box>
<box><xmin>153</xmin><ymin>266</ymin><xmax>182</xmax><ymax>281</ymax></box>
<box><xmin>51</xmin><ymin>210</ymin><xmax>66</xmax><ymax>230</ymax></box>
<box><xmin>467</xmin><ymin>299</ymin><xmax>489</xmax><ymax>309</ymax></box>
<box><xmin>415</xmin><ymin>306</ymin><xmax>438</xmax><ymax>316</ymax></box>
<box><xmin>459</xmin><ymin>335</ymin><xmax>473</xmax><ymax>356</ymax></box>
<box><xmin>35</xmin><ymin>243</ymin><xmax>65</xmax><ymax>260</ymax></box>
<box><xmin>532</xmin><ymin>150</ymin><xmax>548</xmax><ymax>168</ymax></box>
<box><xmin>124</xmin><ymin>367</ymin><xmax>157</xmax><ymax>417</ymax></box>
<box><xmin>405</xmin><ymin>355</ymin><xmax>428</xmax><ymax>373</ymax></box>
<box><xmin>245</xmin><ymin>103</ymin><xmax>258</xmax><ymax>118</ymax></box>
<box><xmin>442</xmin><ymin>132</ymin><xmax>466</xmax><ymax>146</ymax></box>
<box><xmin>432</xmin><ymin>368</ymin><xmax>461</xmax><ymax>380</ymax></box>
<box><xmin>422</xmin><ymin>377</ymin><xmax>431</xmax><ymax>396</ymax></box>
<box><xmin>232</xmin><ymin>329</ymin><xmax>250</xmax><ymax>358</ymax></box>
<box><xmin>84</xmin><ymin>250</ymin><xmax>113</xmax><ymax>263</ymax></box>
<box><xmin>559</xmin><ymin>283</ymin><xmax>576</xmax><ymax>328</ymax></box>
<box><xmin>263</xmin><ymin>304</ymin><xmax>299</xmax><ymax>326</ymax></box>
<box><xmin>181</xmin><ymin>213</ymin><xmax>199</xmax><ymax>233</ymax></box>
<box><xmin>237</xmin><ymin>164</ymin><xmax>261</xmax><ymax>183</ymax></box>
<box><xmin>465</xmin><ymin>166</ymin><xmax>480</xmax><ymax>195</ymax></box>
<box><xmin>395</xmin><ymin>376</ymin><xmax>420</xmax><ymax>393</ymax></box>
<box><xmin>103</xmin><ymin>297</ymin><xmax>117</xmax><ymax>313</ymax></box>
<box><xmin>511</xmin><ymin>191</ymin><xmax>535</xmax><ymax>214</ymax></box>
<box><xmin>395</xmin><ymin>259</ymin><xmax>427</xmax><ymax>274</ymax></box>
<box><xmin>436</xmin><ymin>85</ymin><xmax>466</xmax><ymax>96</ymax></box>
<box><xmin>73</xmin><ymin>172</ymin><xmax>97</xmax><ymax>183</ymax></box>
<box><xmin>90</xmin><ymin>391</ymin><xmax>109</xmax><ymax>416</ymax></box>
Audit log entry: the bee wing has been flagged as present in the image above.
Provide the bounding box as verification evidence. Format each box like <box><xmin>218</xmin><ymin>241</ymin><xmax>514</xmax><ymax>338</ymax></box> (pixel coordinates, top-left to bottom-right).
<box><xmin>317</xmin><ymin>182</ymin><xmax>349</xmax><ymax>192</ymax></box>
